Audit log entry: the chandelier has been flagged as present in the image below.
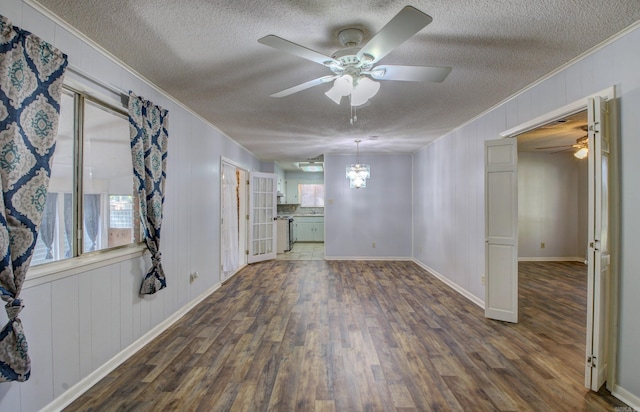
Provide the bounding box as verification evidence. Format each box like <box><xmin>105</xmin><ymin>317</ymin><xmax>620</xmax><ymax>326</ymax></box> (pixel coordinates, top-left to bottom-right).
<box><xmin>346</xmin><ymin>139</ymin><xmax>370</xmax><ymax>189</ymax></box>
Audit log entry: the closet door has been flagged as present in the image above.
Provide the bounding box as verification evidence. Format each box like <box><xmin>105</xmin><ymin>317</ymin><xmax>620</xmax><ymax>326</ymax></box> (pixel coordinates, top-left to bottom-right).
<box><xmin>585</xmin><ymin>96</ymin><xmax>610</xmax><ymax>391</ymax></box>
<box><xmin>484</xmin><ymin>137</ymin><xmax>518</xmax><ymax>323</ymax></box>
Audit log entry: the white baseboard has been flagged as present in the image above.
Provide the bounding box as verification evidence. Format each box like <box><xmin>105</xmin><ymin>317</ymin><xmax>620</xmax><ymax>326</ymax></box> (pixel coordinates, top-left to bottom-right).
<box><xmin>518</xmin><ymin>256</ymin><xmax>585</xmax><ymax>262</ymax></box>
<box><xmin>41</xmin><ymin>283</ymin><xmax>221</xmax><ymax>412</ymax></box>
<box><xmin>412</xmin><ymin>259</ymin><xmax>485</xmax><ymax>309</ymax></box>
<box><xmin>323</xmin><ymin>256</ymin><xmax>412</xmax><ymax>261</ymax></box>
<box><xmin>611</xmin><ymin>384</ymin><xmax>640</xmax><ymax>411</ymax></box>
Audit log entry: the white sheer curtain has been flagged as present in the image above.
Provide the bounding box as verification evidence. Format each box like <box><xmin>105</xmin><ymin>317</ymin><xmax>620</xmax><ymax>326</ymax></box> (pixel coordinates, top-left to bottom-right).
<box><xmin>221</xmin><ymin>163</ymin><xmax>239</xmax><ymax>278</ymax></box>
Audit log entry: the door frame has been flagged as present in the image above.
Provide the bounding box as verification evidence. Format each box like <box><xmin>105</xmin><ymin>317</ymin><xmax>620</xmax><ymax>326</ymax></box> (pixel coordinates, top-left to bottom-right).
<box><xmin>496</xmin><ymin>86</ymin><xmax>618</xmax><ymax>390</ymax></box>
<box><xmin>220</xmin><ymin>157</ymin><xmax>249</xmax><ymax>283</ymax></box>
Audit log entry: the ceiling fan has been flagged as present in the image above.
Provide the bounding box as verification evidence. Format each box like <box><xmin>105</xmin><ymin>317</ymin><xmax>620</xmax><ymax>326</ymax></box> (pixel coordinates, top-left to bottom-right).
<box><xmin>536</xmin><ymin>135</ymin><xmax>589</xmax><ymax>158</ymax></box>
<box><xmin>258</xmin><ymin>6</ymin><xmax>452</xmax><ymax>107</ymax></box>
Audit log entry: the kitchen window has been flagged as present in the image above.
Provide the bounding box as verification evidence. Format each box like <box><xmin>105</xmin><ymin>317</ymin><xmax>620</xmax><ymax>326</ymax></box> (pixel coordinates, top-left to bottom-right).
<box><xmin>30</xmin><ymin>86</ymin><xmax>140</xmax><ymax>266</ymax></box>
<box><xmin>299</xmin><ymin>184</ymin><xmax>325</xmax><ymax>207</ymax></box>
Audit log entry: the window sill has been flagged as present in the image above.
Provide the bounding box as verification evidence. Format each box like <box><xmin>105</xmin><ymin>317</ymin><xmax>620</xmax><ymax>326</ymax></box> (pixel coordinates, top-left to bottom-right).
<box><xmin>25</xmin><ymin>244</ymin><xmax>149</xmax><ymax>290</ymax></box>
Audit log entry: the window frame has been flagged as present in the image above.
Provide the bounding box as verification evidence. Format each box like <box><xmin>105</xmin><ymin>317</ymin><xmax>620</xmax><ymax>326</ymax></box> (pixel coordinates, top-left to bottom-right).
<box><xmin>298</xmin><ymin>183</ymin><xmax>325</xmax><ymax>208</ymax></box>
<box><xmin>27</xmin><ymin>83</ymin><xmax>146</xmax><ymax>279</ymax></box>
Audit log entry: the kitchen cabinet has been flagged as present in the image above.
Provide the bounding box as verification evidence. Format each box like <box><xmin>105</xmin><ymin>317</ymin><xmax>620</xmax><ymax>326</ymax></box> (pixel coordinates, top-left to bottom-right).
<box><xmin>294</xmin><ymin>216</ymin><xmax>324</xmax><ymax>242</ymax></box>
<box><xmin>285</xmin><ymin>179</ymin><xmax>299</xmax><ymax>204</ymax></box>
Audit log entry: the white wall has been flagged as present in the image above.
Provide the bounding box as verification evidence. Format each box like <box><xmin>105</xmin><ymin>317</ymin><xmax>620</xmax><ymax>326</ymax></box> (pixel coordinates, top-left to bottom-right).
<box><xmin>517</xmin><ymin>151</ymin><xmax>586</xmax><ymax>259</ymax></box>
<box><xmin>0</xmin><ymin>2</ymin><xmax>261</xmax><ymax>411</ymax></box>
<box><xmin>412</xmin><ymin>24</ymin><xmax>640</xmax><ymax>405</ymax></box>
<box><xmin>325</xmin><ymin>154</ymin><xmax>412</xmax><ymax>259</ymax></box>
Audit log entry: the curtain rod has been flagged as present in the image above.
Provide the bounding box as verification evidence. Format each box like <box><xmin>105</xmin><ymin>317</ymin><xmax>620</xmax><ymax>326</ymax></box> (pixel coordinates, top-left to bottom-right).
<box><xmin>67</xmin><ymin>64</ymin><xmax>129</xmax><ymax>107</ymax></box>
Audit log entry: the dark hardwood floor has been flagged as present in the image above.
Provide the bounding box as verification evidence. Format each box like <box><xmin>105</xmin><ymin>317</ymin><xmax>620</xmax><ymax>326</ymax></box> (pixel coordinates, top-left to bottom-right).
<box><xmin>65</xmin><ymin>260</ymin><xmax>627</xmax><ymax>411</ymax></box>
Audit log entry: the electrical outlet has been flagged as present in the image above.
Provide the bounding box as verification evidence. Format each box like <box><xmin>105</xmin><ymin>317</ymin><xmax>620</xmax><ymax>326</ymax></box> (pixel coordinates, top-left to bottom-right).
<box><xmin>189</xmin><ymin>272</ymin><xmax>199</xmax><ymax>283</ymax></box>
<box><xmin>372</xmin><ymin>242</ymin><xmax>376</xmax><ymax>248</ymax></box>
<box><xmin>541</xmin><ymin>242</ymin><xmax>545</xmax><ymax>249</ymax></box>
<box><xmin>481</xmin><ymin>275</ymin><xmax>486</xmax><ymax>285</ymax></box>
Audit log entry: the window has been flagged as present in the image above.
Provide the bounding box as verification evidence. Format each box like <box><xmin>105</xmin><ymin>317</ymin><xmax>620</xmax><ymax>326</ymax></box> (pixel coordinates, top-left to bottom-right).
<box><xmin>31</xmin><ymin>86</ymin><xmax>140</xmax><ymax>266</ymax></box>
<box><xmin>299</xmin><ymin>184</ymin><xmax>325</xmax><ymax>207</ymax></box>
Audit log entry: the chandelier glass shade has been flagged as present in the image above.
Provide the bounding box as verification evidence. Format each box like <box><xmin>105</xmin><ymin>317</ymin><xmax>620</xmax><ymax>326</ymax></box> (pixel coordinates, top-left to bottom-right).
<box><xmin>346</xmin><ymin>140</ymin><xmax>370</xmax><ymax>189</ymax></box>
<box><xmin>346</xmin><ymin>163</ymin><xmax>370</xmax><ymax>188</ymax></box>
<box><xmin>325</xmin><ymin>74</ymin><xmax>380</xmax><ymax>106</ymax></box>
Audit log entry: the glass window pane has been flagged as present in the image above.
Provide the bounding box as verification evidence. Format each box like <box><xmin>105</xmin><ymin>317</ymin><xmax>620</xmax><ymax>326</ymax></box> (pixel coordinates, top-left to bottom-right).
<box><xmin>32</xmin><ymin>91</ymin><xmax>74</xmax><ymax>266</ymax></box>
<box><xmin>82</xmin><ymin>99</ymin><xmax>133</xmax><ymax>253</ymax></box>
<box><xmin>299</xmin><ymin>184</ymin><xmax>325</xmax><ymax>207</ymax></box>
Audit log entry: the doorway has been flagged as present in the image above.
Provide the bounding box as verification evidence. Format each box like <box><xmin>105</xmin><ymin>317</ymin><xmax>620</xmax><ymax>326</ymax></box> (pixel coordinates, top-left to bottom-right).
<box><xmin>220</xmin><ymin>160</ymin><xmax>248</xmax><ymax>283</ymax></box>
<box><xmin>515</xmin><ymin>110</ymin><xmax>590</xmax><ymax>389</ymax></box>
<box><xmin>516</xmin><ymin>109</ymin><xmax>588</xmax><ymax>264</ymax></box>
<box><xmin>485</xmin><ymin>87</ymin><xmax>617</xmax><ymax>392</ymax></box>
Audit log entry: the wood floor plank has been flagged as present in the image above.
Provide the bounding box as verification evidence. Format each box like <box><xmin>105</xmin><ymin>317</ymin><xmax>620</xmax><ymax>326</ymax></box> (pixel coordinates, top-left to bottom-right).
<box><xmin>64</xmin><ymin>260</ymin><xmax>628</xmax><ymax>411</ymax></box>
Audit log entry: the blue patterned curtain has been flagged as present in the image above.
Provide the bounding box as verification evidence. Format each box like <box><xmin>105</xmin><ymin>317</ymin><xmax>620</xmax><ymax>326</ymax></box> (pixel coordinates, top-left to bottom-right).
<box><xmin>39</xmin><ymin>192</ymin><xmax>57</xmax><ymax>259</ymax></box>
<box><xmin>83</xmin><ymin>194</ymin><xmax>100</xmax><ymax>251</ymax></box>
<box><xmin>128</xmin><ymin>92</ymin><xmax>168</xmax><ymax>295</ymax></box>
<box><xmin>0</xmin><ymin>15</ymin><xmax>68</xmax><ymax>382</ymax></box>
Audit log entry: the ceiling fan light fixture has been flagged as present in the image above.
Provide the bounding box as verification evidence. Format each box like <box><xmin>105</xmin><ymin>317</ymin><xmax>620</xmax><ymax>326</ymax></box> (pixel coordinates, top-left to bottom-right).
<box><xmin>350</xmin><ymin>76</ymin><xmax>380</xmax><ymax>106</ymax></box>
<box><xmin>574</xmin><ymin>147</ymin><xmax>588</xmax><ymax>159</ymax></box>
<box><xmin>325</xmin><ymin>74</ymin><xmax>354</xmax><ymax>104</ymax></box>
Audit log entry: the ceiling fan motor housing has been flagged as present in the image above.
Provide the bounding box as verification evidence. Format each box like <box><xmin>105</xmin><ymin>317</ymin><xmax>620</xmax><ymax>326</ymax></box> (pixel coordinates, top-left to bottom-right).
<box><xmin>338</xmin><ymin>28</ymin><xmax>364</xmax><ymax>47</ymax></box>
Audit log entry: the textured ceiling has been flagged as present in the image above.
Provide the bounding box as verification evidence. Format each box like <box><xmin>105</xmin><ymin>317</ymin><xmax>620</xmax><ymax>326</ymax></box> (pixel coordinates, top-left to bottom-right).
<box><xmin>33</xmin><ymin>0</ymin><xmax>640</xmax><ymax>169</ymax></box>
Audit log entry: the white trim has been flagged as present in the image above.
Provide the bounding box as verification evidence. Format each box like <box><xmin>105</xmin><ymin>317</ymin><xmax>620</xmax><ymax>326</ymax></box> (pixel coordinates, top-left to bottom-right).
<box><xmin>500</xmin><ymin>87</ymin><xmax>615</xmax><ymax>138</ymax></box>
<box><xmin>25</xmin><ymin>244</ymin><xmax>148</xmax><ymax>289</ymax></box>
<box><xmin>611</xmin><ymin>385</ymin><xmax>640</xmax><ymax>412</ymax></box>
<box><xmin>23</xmin><ymin>0</ymin><xmax>256</xmax><ymax>159</ymax></box>
<box><xmin>40</xmin><ymin>282</ymin><xmax>221</xmax><ymax>412</ymax></box>
<box><xmin>221</xmin><ymin>156</ymin><xmax>253</xmax><ymax>172</ymax></box>
<box><xmin>412</xmin><ymin>259</ymin><xmax>485</xmax><ymax>309</ymax></box>
<box><xmin>323</xmin><ymin>256</ymin><xmax>413</xmax><ymax>261</ymax></box>
<box><xmin>518</xmin><ymin>257</ymin><xmax>585</xmax><ymax>262</ymax></box>
<box><xmin>221</xmin><ymin>264</ymin><xmax>246</xmax><ymax>284</ymax></box>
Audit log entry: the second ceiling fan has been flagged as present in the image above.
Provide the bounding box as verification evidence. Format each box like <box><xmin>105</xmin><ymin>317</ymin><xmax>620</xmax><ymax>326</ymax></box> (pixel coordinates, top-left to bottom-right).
<box><xmin>258</xmin><ymin>6</ymin><xmax>451</xmax><ymax>107</ymax></box>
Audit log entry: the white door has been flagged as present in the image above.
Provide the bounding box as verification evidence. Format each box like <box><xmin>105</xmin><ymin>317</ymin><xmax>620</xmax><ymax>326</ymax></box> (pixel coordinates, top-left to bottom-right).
<box><xmin>484</xmin><ymin>137</ymin><xmax>518</xmax><ymax>323</ymax></box>
<box><xmin>585</xmin><ymin>96</ymin><xmax>610</xmax><ymax>391</ymax></box>
<box><xmin>248</xmin><ymin>172</ymin><xmax>277</xmax><ymax>263</ymax></box>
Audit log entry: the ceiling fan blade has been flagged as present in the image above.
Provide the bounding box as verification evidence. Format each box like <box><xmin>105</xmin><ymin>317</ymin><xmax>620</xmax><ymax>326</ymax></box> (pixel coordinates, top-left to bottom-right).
<box><xmin>357</xmin><ymin>6</ymin><xmax>433</xmax><ymax>64</ymax></box>
<box><xmin>551</xmin><ymin>147</ymin><xmax>573</xmax><ymax>154</ymax></box>
<box><xmin>535</xmin><ymin>144</ymin><xmax>573</xmax><ymax>150</ymax></box>
<box><xmin>270</xmin><ymin>75</ymin><xmax>338</xmax><ymax>98</ymax></box>
<box><xmin>258</xmin><ymin>35</ymin><xmax>339</xmax><ymax>66</ymax></box>
<box><xmin>370</xmin><ymin>65</ymin><xmax>451</xmax><ymax>82</ymax></box>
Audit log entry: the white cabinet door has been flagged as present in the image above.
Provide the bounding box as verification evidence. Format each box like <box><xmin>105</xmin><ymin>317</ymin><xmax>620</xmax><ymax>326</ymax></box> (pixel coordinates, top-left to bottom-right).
<box><xmin>286</xmin><ymin>179</ymin><xmax>299</xmax><ymax>204</ymax></box>
<box><xmin>313</xmin><ymin>222</ymin><xmax>324</xmax><ymax>241</ymax></box>
<box><xmin>297</xmin><ymin>222</ymin><xmax>314</xmax><ymax>241</ymax></box>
